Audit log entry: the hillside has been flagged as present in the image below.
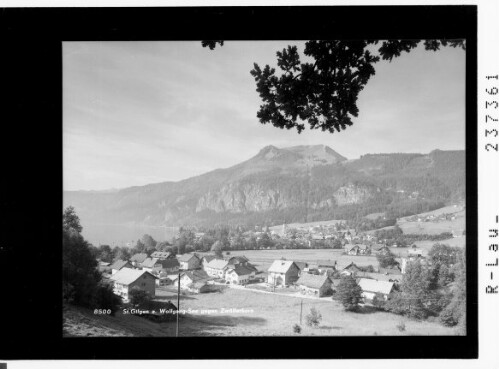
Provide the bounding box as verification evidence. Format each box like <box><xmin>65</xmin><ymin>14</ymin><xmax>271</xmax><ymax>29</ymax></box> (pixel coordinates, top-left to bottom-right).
<box><xmin>64</xmin><ymin>145</ymin><xmax>465</xmax><ymax>228</ymax></box>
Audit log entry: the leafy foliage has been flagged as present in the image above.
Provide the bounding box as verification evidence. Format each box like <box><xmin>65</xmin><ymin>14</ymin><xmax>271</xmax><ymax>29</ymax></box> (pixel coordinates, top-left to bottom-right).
<box><xmin>305</xmin><ymin>307</ymin><xmax>322</xmax><ymax>327</ymax></box>
<box><xmin>63</xmin><ymin>207</ymin><xmax>122</xmax><ymax>313</ymax></box>
<box><xmin>335</xmin><ymin>275</ymin><xmax>363</xmax><ymax>311</ymax></box>
<box><xmin>293</xmin><ymin>324</ymin><xmax>302</xmax><ymax>334</ymax></box>
<box><xmin>204</xmin><ymin>39</ymin><xmax>465</xmax><ymax>134</ymax></box>
<box><xmin>439</xmin><ymin>248</ymin><xmax>466</xmax><ymax>328</ymax></box>
<box><xmin>129</xmin><ymin>287</ymin><xmax>152</xmax><ymax>308</ymax></box>
<box><xmin>376</xmin><ymin>249</ymin><xmax>398</xmax><ymax>268</ymax></box>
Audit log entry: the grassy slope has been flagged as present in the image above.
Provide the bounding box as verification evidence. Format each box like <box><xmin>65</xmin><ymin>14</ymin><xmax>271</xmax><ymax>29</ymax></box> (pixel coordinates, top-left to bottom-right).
<box><xmin>156</xmin><ymin>287</ymin><xmax>462</xmax><ymax>336</ymax></box>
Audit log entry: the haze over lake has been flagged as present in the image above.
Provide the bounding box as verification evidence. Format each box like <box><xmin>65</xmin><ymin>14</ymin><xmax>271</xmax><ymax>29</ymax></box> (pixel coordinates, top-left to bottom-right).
<box><xmin>83</xmin><ymin>223</ymin><xmax>178</xmax><ymax>247</ymax></box>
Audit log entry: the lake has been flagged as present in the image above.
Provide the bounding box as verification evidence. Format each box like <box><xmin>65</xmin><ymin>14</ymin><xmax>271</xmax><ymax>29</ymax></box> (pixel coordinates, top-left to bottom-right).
<box><xmin>81</xmin><ymin>223</ymin><xmax>179</xmax><ymax>247</ymax></box>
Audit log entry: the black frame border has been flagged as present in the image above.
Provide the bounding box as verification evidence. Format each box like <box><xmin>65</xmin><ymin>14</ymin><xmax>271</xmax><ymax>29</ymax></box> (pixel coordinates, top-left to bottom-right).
<box><xmin>0</xmin><ymin>5</ymin><xmax>477</xmax><ymax>360</ymax></box>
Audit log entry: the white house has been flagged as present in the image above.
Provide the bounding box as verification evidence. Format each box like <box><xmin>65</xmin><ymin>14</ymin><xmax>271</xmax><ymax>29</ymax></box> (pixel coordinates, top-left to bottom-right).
<box><xmin>173</xmin><ymin>270</ymin><xmax>211</xmax><ymax>289</ymax></box>
<box><xmin>267</xmin><ymin>260</ymin><xmax>300</xmax><ymax>287</ymax></box>
<box><xmin>110</xmin><ymin>268</ymin><xmax>157</xmax><ymax>301</ymax></box>
<box><xmin>178</xmin><ymin>253</ymin><xmax>201</xmax><ymax>270</ymax></box>
<box><xmin>205</xmin><ymin>259</ymin><xmax>230</xmax><ymax>279</ymax></box>
<box><xmin>357</xmin><ymin>278</ymin><xmax>394</xmax><ymax>302</ymax></box>
<box><xmin>225</xmin><ymin>265</ymin><xmax>256</xmax><ymax>285</ymax></box>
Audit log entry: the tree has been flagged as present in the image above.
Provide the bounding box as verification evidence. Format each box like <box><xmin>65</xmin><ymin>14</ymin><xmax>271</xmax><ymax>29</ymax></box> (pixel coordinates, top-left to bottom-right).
<box><xmin>305</xmin><ymin>307</ymin><xmax>322</xmax><ymax>328</ymax></box>
<box><xmin>129</xmin><ymin>287</ymin><xmax>152</xmax><ymax>308</ymax></box>
<box><xmin>97</xmin><ymin>244</ymin><xmax>113</xmax><ymax>263</ymax></box>
<box><xmin>211</xmin><ymin>240</ymin><xmax>223</xmax><ymax>258</ymax></box>
<box><xmin>133</xmin><ymin>239</ymin><xmax>146</xmax><ymax>254</ymax></box>
<box><xmin>91</xmin><ymin>283</ymin><xmax>122</xmax><ymax>315</ymax></box>
<box><xmin>428</xmin><ymin>243</ymin><xmax>459</xmax><ymax>267</ymax></box>
<box><xmin>62</xmin><ymin>207</ymin><xmax>101</xmax><ymax>306</ymax></box>
<box><xmin>385</xmin><ymin>259</ymin><xmax>433</xmax><ymax>319</ymax></box>
<box><xmin>113</xmin><ymin>246</ymin><xmax>131</xmax><ymax>262</ymax></box>
<box><xmin>257</xmin><ymin>232</ymin><xmax>274</xmax><ymax>249</ymax></box>
<box><xmin>155</xmin><ymin>241</ymin><xmax>171</xmax><ymax>252</ymax></box>
<box><xmin>376</xmin><ymin>249</ymin><xmax>397</xmax><ymax>269</ymax></box>
<box><xmin>63</xmin><ymin>206</ymin><xmax>82</xmax><ymax>234</ymax></box>
<box><xmin>203</xmin><ymin>40</ymin><xmax>465</xmax><ymax>134</ymax></box>
<box><xmin>141</xmin><ymin>234</ymin><xmax>157</xmax><ymax>253</ymax></box>
<box><xmin>439</xmin><ymin>249</ymin><xmax>466</xmax><ymax>328</ymax></box>
<box><xmin>335</xmin><ymin>275</ymin><xmax>363</xmax><ymax>311</ymax></box>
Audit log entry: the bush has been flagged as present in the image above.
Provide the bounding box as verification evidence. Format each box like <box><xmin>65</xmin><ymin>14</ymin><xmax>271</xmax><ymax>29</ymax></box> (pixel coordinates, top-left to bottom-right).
<box><xmin>305</xmin><ymin>307</ymin><xmax>322</xmax><ymax>328</ymax></box>
<box><xmin>293</xmin><ymin>324</ymin><xmax>302</xmax><ymax>334</ymax></box>
<box><xmin>129</xmin><ymin>287</ymin><xmax>152</xmax><ymax>308</ymax></box>
<box><xmin>92</xmin><ymin>284</ymin><xmax>122</xmax><ymax>315</ymax></box>
<box><xmin>396</xmin><ymin>321</ymin><xmax>406</xmax><ymax>332</ymax></box>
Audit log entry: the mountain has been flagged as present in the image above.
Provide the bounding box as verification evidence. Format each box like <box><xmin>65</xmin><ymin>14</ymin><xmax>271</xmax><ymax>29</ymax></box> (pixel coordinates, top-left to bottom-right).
<box><xmin>63</xmin><ymin>145</ymin><xmax>465</xmax><ymax>228</ymax></box>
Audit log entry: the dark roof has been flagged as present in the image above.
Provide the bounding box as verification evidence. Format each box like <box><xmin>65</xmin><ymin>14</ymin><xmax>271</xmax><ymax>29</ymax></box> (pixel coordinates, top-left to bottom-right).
<box><xmin>227</xmin><ymin>265</ymin><xmax>255</xmax><ymax>276</ymax></box>
<box><xmin>130</xmin><ymin>253</ymin><xmax>148</xmax><ymax>263</ymax></box>
<box><xmin>110</xmin><ymin>259</ymin><xmax>130</xmax><ymax>270</ymax></box>
<box><xmin>343</xmin><ymin>262</ymin><xmax>361</xmax><ymax>271</ymax></box>
<box><xmin>226</xmin><ymin>256</ymin><xmax>249</xmax><ymax>263</ymax></box>
<box><xmin>202</xmin><ymin>255</ymin><xmax>217</xmax><ymax>263</ymax></box>
<box><xmin>157</xmin><ymin>258</ymin><xmax>180</xmax><ymax>268</ymax></box>
<box><xmin>296</xmin><ymin>273</ymin><xmax>331</xmax><ymax>289</ymax></box>
<box><xmin>294</xmin><ymin>261</ymin><xmax>308</xmax><ymax>270</ymax></box>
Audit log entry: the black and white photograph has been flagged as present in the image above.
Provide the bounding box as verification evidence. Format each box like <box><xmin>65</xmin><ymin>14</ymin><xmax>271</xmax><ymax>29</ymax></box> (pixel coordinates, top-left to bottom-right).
<box><xmin>62</xmin><ymin>39</ymin><xmax>467</xmax><ymax>337</ymax></box>
<box><xmin>4</xmin><ymin>3</ymin><xmax>494</xmax><ymax>364</ymax></box>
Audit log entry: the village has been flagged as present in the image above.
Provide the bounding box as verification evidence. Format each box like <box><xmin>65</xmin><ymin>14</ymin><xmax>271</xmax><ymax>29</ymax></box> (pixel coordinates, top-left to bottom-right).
<box><xmin>100</xmin><ymin>239</ymin><xmax>427</xmax><ymax>306</ymax></box>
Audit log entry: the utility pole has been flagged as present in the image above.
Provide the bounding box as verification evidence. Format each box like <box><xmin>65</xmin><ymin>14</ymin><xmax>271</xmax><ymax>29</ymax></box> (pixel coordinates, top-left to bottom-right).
<box><xmin>300</xmin><ymin>299</ymin><xmax>303</xmax><ymax>325</ymax></box>
<box><xmin>176</xmin><ymin>270</ymin><xmax>181</xmax><ymax>337</ymax></box>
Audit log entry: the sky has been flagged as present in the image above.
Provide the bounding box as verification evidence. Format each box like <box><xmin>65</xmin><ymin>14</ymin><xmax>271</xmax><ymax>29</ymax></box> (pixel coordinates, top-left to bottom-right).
<box><xmin>63</xmin><ymin>41</ymin><xmax>465</xmax><ymax>191</ymax></box>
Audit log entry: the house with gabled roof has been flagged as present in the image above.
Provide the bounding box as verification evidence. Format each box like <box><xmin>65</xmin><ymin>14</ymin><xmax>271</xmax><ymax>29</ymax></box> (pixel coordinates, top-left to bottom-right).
<box><xmin>157</xmin><ymin>258</ymin><xmax>180</xmax><ymax>274</ymax></box>
<box><xmin>357</xmin><ymin>244</ymin><xmax>371</xmax><ymax>255</ymax></box>
<box><xmin>178</xmin><ymin>253</ymin><xmax>201</xmax><ymax>270</ymax></box>
<box><xmin>141</xmin><ymin>257</ymin><xmax>160</xmax><ymax>273</ymax></box>
<box><xmin>357</xmin><ymin>278</ymin><xmax>394</xmax><ymax>302</ymax></box>
<box><xmin>205</xmin><ymin>259</ymin><xmax>229</xmax><ymax>279</ymax></box>
<box><xmin>110</xmin><ymin>259</ymin><xmax>133</xmax><ymax>275</ymax></box>
<box><xmin>341</xmin><ymin>262</ymin><xmax>362</xmax><ymax>276</ymax></box>
<box><xmin>201</xmin><ymin>254</ymin><xmax>218</xmax><ymax>269</ymax></box>
<box><xmin>267</xmin><ymin>260</ymin><xmax>300</xmax><ymax>287</ymax></box>
<box><xmin>110</xmin><ymin>268</ymin><xmax>157</xmax><ymax>301</ymax></box>
<box><xmin>345</xmin><ymin>244</ymin><xmax>360</xmax><ymax>255</ymax></box>
<box><xmin>295</xmin><ymin>273</ymin><xmax>333</xmax><ymax>297</ymax></box>
<box><xmin>225</xmin><ymin>265</ymin><xmax>256</xmax><ymax>285</ymax></box>
<box><xmin>130</xmin><ymin>253</ymin><xmax>148</xmax><ymax>267</ymax></box>
<box><xmin>173</xmin><ymin>269</ymin><xmax>212</xmax><ymax>289</ymax></box>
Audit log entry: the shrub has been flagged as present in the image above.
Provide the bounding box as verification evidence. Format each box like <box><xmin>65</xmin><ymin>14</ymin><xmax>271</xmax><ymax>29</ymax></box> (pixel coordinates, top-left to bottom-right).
<box><xmin>92</xmin><ymin>283</ymin><xmax>122</xmax><ymax>315</ymax></box>
<box><xmin>129</xmin><ymin>287</ymin><xmax>152</xmax><ymax>308</ymax></box>
<box><xmin>396</xmin><ymin>321</ymin><xmax>406</xmax><ymax>332</ymax></box>
<box><xmin>293</xmin><ymin>324</ymin><xmax>302</xmax><ymax>334</ymax></box>
<box><xmin>305</xmin><ymin>307</ymin><xmax>322</xmax><ymax>328</ymax></box>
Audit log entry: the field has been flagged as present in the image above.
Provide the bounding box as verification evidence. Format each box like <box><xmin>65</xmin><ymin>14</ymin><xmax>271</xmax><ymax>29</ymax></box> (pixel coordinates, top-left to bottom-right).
<box><xmin>199</xmin><ymin>249</ymin><xmax>379</xmax><ymax>273</ymax></box>
<box><xmin>64</xmin><ymin>287</ymin><xmax>462</xmax><ymax>337</ymax></box>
